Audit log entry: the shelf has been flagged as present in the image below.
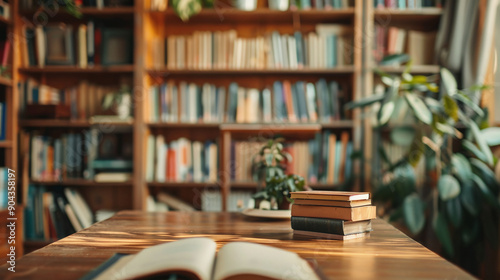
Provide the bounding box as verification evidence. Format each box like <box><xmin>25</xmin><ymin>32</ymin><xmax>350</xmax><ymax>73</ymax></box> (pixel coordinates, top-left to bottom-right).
<box><xmin>220</xmin><ymin>123</ymin><xmax>322</xmax><ymax>133</ymax></box>
<box><xmin>149</xmin><ymin>8</ymin><xmax>355</xmax><ymax>23</ymax></box>
<box><xmin>0</xmin><ymin>76</ymin><xmax>12</xmax><ymax>86</ymax></box>
<box><xmin>30</xmin><ymin>179</ymin><xmax>133</xmax><ymax>187</ymax></box>
<box><xmin>0</xmin><ymin>141</ymin><xmax>12</xmax><ymax>148</ymax></box>
<box><xmin>19</xmin><ymin>65</ymin><xmax>134</xmax><ymax>74</ymax></box>
<box><xmin>147</xmin><ymin>67</ymin><xmax>355</xmax><ymax>76</ymax></box>
<box><xmin>0</xmin><ymin>15</ymin><xmax>11</xmax><ymax>25</ymax></box>
<box><xmin>20</xmin><ymin>119</ymin><xmax>134</xmax><ymax>128</ymax></box>
<box><xmin>376</xmin><ymin>65</ymin><xmax>440</xmax><ymax>74</ymax></box>
<box><xmin>231</xmin><ymin>182</ymin><xmax>343</xmax><ymax>190</ymax></box>
<box><xmin>373</xmin><ymin>7</ymin><xmax>442</xmax><ymax>21</ymax></box>
<box><xmin>148</xmin><ymin>121</ymin><xmax>353</xmax><ymax>129</ymax></box>
<box><xmin>148</xmin><ymin>182</ymin><xmax>220</xmax><ymax>188</ymax></box>
<box><xmin>24</xmin><ymin>240</ymin><xmax>55</xmax><ymax>249</ymax></box>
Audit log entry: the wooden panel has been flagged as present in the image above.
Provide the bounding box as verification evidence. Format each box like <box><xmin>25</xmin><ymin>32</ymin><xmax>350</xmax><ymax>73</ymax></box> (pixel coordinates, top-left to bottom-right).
<box><xmin>0</xmin><ymin>211</ymin><xmax>475</xmax><ymax>279</ymax></box>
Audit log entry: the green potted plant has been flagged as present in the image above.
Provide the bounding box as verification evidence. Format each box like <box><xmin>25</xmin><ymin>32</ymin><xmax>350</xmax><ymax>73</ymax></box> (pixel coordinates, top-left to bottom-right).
<box><xmin>345</xmin><ymin>56</ymin><xmax>500</xmax><ymax>274</ymax></box>
<box><xmin>172</xmin><ymin>0</ymin><xmax>214</xmax><ymax>21</ymax></box>
<box><xmin>251</xmin><ymin>138</ymin><xmax>306</xmax><ymax>210</ymax></box>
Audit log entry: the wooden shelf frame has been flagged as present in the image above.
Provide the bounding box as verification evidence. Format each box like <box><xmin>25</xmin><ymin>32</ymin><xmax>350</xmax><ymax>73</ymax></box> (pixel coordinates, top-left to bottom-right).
<box><xmin>30</xmin><ymin>180</ymin><xmax>133</xmax><ymax>187</ymax></box>
<box><xmin>20</xmin><ymin>119</ymin><xmax>134</xmax><ymax>128</ymax></box>
<box><xmin>19</xmin><ymin>65</ymin><xmax>135</xmax><ymax>74</ymax></box>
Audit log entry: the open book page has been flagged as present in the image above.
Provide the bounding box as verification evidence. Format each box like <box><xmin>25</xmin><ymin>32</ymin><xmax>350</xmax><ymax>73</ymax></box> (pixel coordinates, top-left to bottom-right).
<box><xmin>104</xmin><ymin>238</ymin><xmax>217</xmax><ymax>280</ymax></box>
<box><xmin>213</xmin><ymin>242</ymin><xmax>319</xmax><ymax>280</ymax></box>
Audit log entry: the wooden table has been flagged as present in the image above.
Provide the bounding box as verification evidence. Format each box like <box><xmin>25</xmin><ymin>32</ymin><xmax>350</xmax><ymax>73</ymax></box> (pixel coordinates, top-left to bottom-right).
<box><xmin>0</xmin><ymin>211</ymin><xmax>474</xmax><ymax>279</ymax></box>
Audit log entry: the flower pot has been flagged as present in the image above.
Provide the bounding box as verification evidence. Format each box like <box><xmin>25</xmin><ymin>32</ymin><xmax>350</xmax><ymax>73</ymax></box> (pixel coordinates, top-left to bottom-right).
<box><xmin>233</xmin><ymin>0</ymin><xmax>258</xmax><ymax>11</ymax></box>
<box><xmin>268</xmin><ymin>0</ymin><xmax>289</xmax><ymax>11</ymax></box>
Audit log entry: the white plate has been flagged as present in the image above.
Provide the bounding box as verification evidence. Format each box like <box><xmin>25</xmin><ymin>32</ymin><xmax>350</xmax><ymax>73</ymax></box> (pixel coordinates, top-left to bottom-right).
<box><xmin>241</xmin><ymin>208</ymin><xmax>291</xmax><ymax>219</ymax></box>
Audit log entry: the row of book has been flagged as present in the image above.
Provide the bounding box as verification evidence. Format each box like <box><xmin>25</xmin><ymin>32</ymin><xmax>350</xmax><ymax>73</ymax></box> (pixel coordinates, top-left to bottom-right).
<box><xmin>232</xmin><ymin>131</ymin><xmax>353</xmax><ymax>184</ymax></box>
<box><xmin>0</xmin><ymin>102</ymin><xmax>6</xmax><ymax>141</ymax></box>
<box><xmin>145</xmin><ymin>135</ymin><xmax>219</xmax><ymax>183</ymax></box>
<box><xmin>374</xmin><ymin>0</ymin><xmax>442</xmax><ymax>8</ymax></box>
<box><xmin>0</xmin><ymin>1</ymin><xmax>9</xmax><ymax>20</ymax></box>
<box><xmin>291</xmin><ymin>191</ymin><xmax>376</xmax><ymax>240</ymax></box>
<box><xmin>147</xmin><ymin>191</ymin><xmax>254</xmax><ymax>212</ymax></box>
<box><xmin>152</xmin><ymin>25</ymin><xmax>353</xmax><ymax>70</ymax></box>
<box><xmin>18</xmin><ymin>79</ymin><xmax>129</xmax><ymax>120</ymax></box>
<box><xmin>148</xmin><ymin>79</ymin><xmax>346</xmax><ymax>124</ymax></box>
<box><xmin>28</xmin><ymin>130</ymin><xmax>133</xmax><ymax>181</ymax></box>
<box><xmin>372</xmin><ymin>26</ymin><xmax>436</xmax><ymax>65</ymax></box>
<box><xmin>0</xmin><ymin>40</ymin><xmax>11</xmax><ymax>69</ymax></box>
<box><xmin>24</xmin><ymin>186</ymin><xmax>93</xmax><ymax>241</ymax></box>
<box><xmin>0</xmin><ymin>168</ymin><xmax>11</xmax><ymax>209</ymax></box>
<box><xmin>22</xmin><ymin>23</ymin><xmax>133</xmax><ymax>68</ymax></box>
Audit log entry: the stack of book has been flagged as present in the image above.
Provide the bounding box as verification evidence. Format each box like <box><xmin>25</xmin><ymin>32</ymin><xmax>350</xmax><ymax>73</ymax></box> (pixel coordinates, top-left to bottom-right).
<box><xmin>290</xmin><ymin>191</ymin><xmax>376</xmax><ymax>240</ymax></box>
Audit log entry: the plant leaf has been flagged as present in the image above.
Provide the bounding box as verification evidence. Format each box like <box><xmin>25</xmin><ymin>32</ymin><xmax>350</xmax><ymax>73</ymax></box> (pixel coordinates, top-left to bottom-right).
<box><xmin>463</xmin><ymin>139</ymin><xmax>488</xmax><ymax>163</ymax></box>
<box><xmin>403</xmin><ymin>193</ymin><xmax>426</xmax><ymax>235</ymax></box>
<box><xmin>344</xmin><ymin>93</ymin><xmax>385</xmax><ymax>110</ymax></box>
<box><xmin>469</xmin><ymin>121</ymin><xmax>494</xmax><ymax>166</ymax></box>
<box><xmin>470</xmin><ymin>158</ymin><xmax>498</xmax><ymax>191</ymax></box>
<box><xmin>480</xmin><ymin>127</ymin><xmax>500</xmax><ymax>146</ymax></box>
<box><xmin>390</xmin><ymin>127</ymin><xmax>415</xmax><ymax>147</ymax></box>
<box><xmin>472</xmin><ymin>174</ymin><xmax>500</xmax><ymax>210</ymax></box>
<box><xmin>405</xmin><ymin>93</ymin><xmax>432</xmax><ymax>124</ymax></box>
<box><xmin>380</xmin><ymin>54</ymin><xmax>410</xmax><ymax>66</ymax></box>
<box><xmin>460</xmin><ymin>182</ymin><xmax>479</xmax><ymax>216</ymax></box>
<box><xmin>379</xmin><ymin>101</ymin><xmax>395</xmax><ymax>126</ymax></box>
<box><xmin>438</xmin><ymin>174</ymin><xmax>461</xmax><ymax>201</ymax></box>
<box><xmin>425</xmin><ymin>97</ymin><xmax>442</xmax><ymax>112</ymax></box>
<box><xmin>451</xmin><ymin>154</ymin><xmax>472</xmax><ymax>185</ymax></box>
<box><xmin>440</xmin><ymin>68</ymin><xmax>457</xmax><ymax>96</ymax></box>
<box><xmin>433</xmin><ymin>212</ymin><xmax>454</xmax><ymax>257</ymax></box>
<box><xmin>453</xmin><ymin>93</ymin><xmax>484</xmax><ymax>117</ymax></box>
<box><xmin>443</xmin><ymin>94</ymin><xmax>458</xmax><ymax>121</ymax></box>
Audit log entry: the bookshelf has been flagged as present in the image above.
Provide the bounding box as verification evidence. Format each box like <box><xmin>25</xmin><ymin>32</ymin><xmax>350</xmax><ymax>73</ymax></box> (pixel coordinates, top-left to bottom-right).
<box><xmin>362</xmin><ymin>0</ymin><xmax>443</xmax><ymax>190</ymax></box>
<box><xmin>0</xmin><ymin>0</ymin><xmax>22</xmax><ymax>263</ymax></box>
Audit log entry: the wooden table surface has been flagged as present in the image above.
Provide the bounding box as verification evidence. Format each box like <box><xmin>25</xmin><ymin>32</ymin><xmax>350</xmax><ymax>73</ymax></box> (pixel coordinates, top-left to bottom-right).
<box><xmin>0</xmin><ymin>211</ymin><xmax>474</xmax><ymax>279</ymax></box>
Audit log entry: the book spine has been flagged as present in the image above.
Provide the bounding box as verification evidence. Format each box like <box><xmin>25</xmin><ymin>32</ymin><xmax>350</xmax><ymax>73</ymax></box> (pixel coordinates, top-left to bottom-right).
<box><xmin>291</xmin><ymin>216</ymin><xmax>347</xmax><ymax>235</ymax></box>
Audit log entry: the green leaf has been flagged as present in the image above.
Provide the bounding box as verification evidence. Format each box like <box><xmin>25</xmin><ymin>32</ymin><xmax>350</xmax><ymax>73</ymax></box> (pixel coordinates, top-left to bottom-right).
<box><xmin>425</xmin><ymin>97</ymin><xmax>442</xmax><ymax>112</ymax></box>
<box><xmin>440</xmin><ymin>68</ymin><xmax>457</xmax><ymax>96</ymax></box>
<box><xmin>438</xmin><ymin>174</ymin><xmax>461</xmax><ymax>201</ymax></box>
<box><xmin>412</xmin><ymin>75</ymin><xmax>428</xmax><ymax>84</ymax></box>
<box><xmin>435</xmin><ymin>122</ymin><xmax>457</xmax><ymax>136</ymax></box>
<box><xmin>461</xmin><ymin>220</ymin><xmax>479</xmax><ymax>245</ymax></box>
<box><xmin>470</xmin><ymin>158</ymin><xmax>498</xmax><ymax>190</ymax></box>
<box><xmin>445</xmin><ymin>198</ymin><xmax>462</xmax><ymax>228</ymax></box>
<box><xmin>390</xmin><ymin>127</ymin><xmax>415</xmax><ymax>147</ymax></box>
<box><xmin>405</xmin><ymin>93</ymin><xmax>432</xmax><ymax>124</ymax></box>
<box><xmin>443</xmin><ymin>95</ymin><xmax>459</xmax><ymax>121</ymax></box>
<box><xmin>173</xmin><ymin>0</ymin><xmax>203</xmax><ymax>21</ymax></box>
<box><xmin>344</xmin><ymin>93</ymin><xmax>385</xmax><ymax>110</ymax></box>
<box><xmin>381</xmin><ymin>76</ymin><xmax>395</xmax><ymax>87</ymax></box>
<box><xmin>380</xmin><ymin>54</ymin><xmax>410</xmax><ymax>66</ymax></box>
<box><xmin>463</xmin><ymin>140</ymin><xmax>489</xmax><ymax>163</ymax></box>
<box><xmin>379</xmin><ymin>101</ymin><xmax>395</xmax><ymax>126</ymax></box>
<box><xmin>451</xmin><ymin>154</ymin><xmax>472</xmax><ymax>185</ymax></box>
<box><xmin>453</xmin><ymin>93</ymin><xmax>484</xmax><ymax>117</ymax></box>
<box><xmin>403</xmin><ymin>193</ymin><xmax>426</xmax><ymax>234</ymax></box>
<box><xmin>433</xmin><ymin>212</ymin><xmax>454</xmax><ymax>256</ymax></box>
<box><xmin>460</xmin><ymin>183</ymin><xmax>479</xmax><ymax>216</ymax></box>
<box><xmin>472</xmin><ymin>174</ymin><xmax>500</xmax><ymax>210</ymax></box>
<box><xmin>480</xmin><ymin>127</ymin><xmax>500</xmax><ymax>146</ymax></box>
<box><xmin>470</xmin><ymin>121</ymin><xmax>494</xmax><ymax>166</ymax></box>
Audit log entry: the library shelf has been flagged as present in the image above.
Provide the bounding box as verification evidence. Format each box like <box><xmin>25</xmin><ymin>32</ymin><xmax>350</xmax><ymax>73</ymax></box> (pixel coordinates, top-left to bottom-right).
<box><xmin>149</xmin><ymin>8</ymin><xmax>355</xmax><ymax>23</ymax></box>
<box><xmin>376</xmin><ymin>65</ymin><xmax>440</xmax><ymax>74</ymax></box>
<box><xmin>20</xmin><ymin>119</ymin><xmax>134</xmax><ymax>128</ymax></box>
<box><xmin>20</xmin><ymin>7</ymin><xmax>135</xmax><ymax>19</ymax></box>
<box><xmin>373</xmin><ymin>7</ymin><xmax>442</xmax><ymax>21</ymax></box>
<box><xmin>24</xmin><ymin>240</ymin><xmax>55</xmax><ymax>250</ymax></box>
<box><xmin>0</xmin><ymin>15</ymin><xmax>10</xmax><ymax>25</ymax></box>
<box><xmin>0</xmin><ymin>141</ymin><xmax>12</xmax><ymax>148</ymax></box>
<box><xmin>0</xmin><ymin>76</ymin><xmax>12</xmax><ymax>86</ymax></box>
<box><xmin>19</xmin><ymin>65</ymin><xmax>135</xmax><ymax>74</ymax></box>
<box><xmin>220</xmin><ymin>123</ymin><xmax>322</xmax><ymax>133</ymax></box>
<box><xmin>30</xmin><ymin>179</ymin><xmax>133</xmax><ymax>187</ymax></box>
<box><xmin>147</xmin><ymin>67</ymin><xmax>356</xmax><ymax>76</ymax></box>
<box><xmin>148</xmin><ymin>182</ymin><xmax>220</xmax><ymax>188</ymax></box>
<box><xmin>148</xmin><ymin>123</ymin><xmax>220</xmax><ymax>129</ymax></box>
<box><xmin>148</xmin><ymin>122</ymin><xmax>354</xmax><ymax>129</ymax></box>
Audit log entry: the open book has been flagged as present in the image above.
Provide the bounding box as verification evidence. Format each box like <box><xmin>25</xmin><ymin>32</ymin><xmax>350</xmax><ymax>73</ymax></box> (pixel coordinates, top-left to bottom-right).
<box><xmin>82</xmin><ymin>238</ymin><xmax>321</xmax><ymax>280</ymax></box>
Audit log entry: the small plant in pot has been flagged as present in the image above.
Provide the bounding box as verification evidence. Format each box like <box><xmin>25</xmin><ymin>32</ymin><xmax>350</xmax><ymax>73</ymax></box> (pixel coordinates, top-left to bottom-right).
<box><xmin>251</xmin><ymin>138</ymin><xmax>306</xmax><ymax>210</ymax></box>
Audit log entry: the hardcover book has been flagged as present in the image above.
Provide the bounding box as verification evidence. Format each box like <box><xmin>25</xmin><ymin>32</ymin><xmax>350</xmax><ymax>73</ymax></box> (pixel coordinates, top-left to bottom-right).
<box><xmin>290</xmin><ymin>191</ymin><xmax>370</xmax><ymax>201</ymax></box>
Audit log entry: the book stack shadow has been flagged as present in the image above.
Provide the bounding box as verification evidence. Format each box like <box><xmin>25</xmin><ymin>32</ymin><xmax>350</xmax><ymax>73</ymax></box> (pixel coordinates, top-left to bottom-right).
<box><xmin>290</xmin><ymin>191</ymin><xmax>376</xmax><ymax>240</ymax></box>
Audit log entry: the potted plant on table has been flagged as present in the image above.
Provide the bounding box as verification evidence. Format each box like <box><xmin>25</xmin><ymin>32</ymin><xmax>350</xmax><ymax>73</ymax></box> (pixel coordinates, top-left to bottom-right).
<box><xmin>251</xmin><ymin>138</ymin><xmax>306</xmax><ymax>210</ymax></box>
<box><xmin>345</xmin><ymin>56</ymin><xmax>500</xmax><ymax>274</ymax></box>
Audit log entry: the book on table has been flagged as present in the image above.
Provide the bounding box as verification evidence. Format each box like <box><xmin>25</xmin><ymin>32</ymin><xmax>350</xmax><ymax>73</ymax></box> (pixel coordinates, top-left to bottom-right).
<box><xmin>81</xmin><ymin>237</ymin><xmax>323</xmax><ymax>280</ymax></box>
<box><xmin>290</xmin><ymin>191</ymin><xmax>370</xmax><ymax>201</ymax></box>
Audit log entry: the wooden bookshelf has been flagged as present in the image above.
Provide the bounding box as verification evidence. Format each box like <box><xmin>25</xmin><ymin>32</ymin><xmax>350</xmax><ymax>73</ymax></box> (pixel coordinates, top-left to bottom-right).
<box><xmin>0</xmin><ymin>15</ymin><xmax>10</xmax><ymax>25</ymax></box>
<box><xmin>377</xmin><ymin>65</ymin><xmax>440</xmax><ymax>74</ymax></box>
<box><xmin>20</xmin><ymin>119</ymin><xmax>134</xmax><ymax>128</ymax></box>
<box><xmin>0</xmin><ymin>76</ymin><xmax>12</xmax><ymax>86</ymax></box>
<box><xmin>148</xmin><ymin>182</ymin><xmax>220</xmax><ymax>188</ymax></box>
<box><xmin>147</xmin><ymin>67</ymin><xmax>356</xmax><ymax>76</ymax></box>
<box><xmin>19</xmin><ymin>65</ymin><xmax>135</xmax><ymax>74</ymax></box>
<box><xmin>0</xmin><ymin>140</ymin><xmax>12</xmax><ymax>148</ymax></box>
<box><xmin>30</xmin><ymin>180</ymin><xmax>133</xmax><ymax>187</ymax></box>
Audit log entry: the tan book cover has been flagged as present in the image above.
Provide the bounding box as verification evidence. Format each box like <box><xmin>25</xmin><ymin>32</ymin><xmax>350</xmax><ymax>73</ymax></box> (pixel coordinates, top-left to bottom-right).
<box><xmin>291</xmin><ymin>204</ymin><xmax>377</xmax><ymax>221</ymax></box>
<box><xmin>327</xmin><ymin>134</ymin><xmax>336</xmax><ymax>183</ymax></box>
<box><xmin>290</xmin><ymin>191</ymin><xmax>370</xmax><ymax>201</ymax></box>
<box><xmin>293</xmin><ymin>230</ymin><xmax>370</xmax><ymax>240</ymax></box>
<box><xmin>293</xmin><ymin>198</ymin><xmax>372</xmax><ymax>207</ymax></box>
